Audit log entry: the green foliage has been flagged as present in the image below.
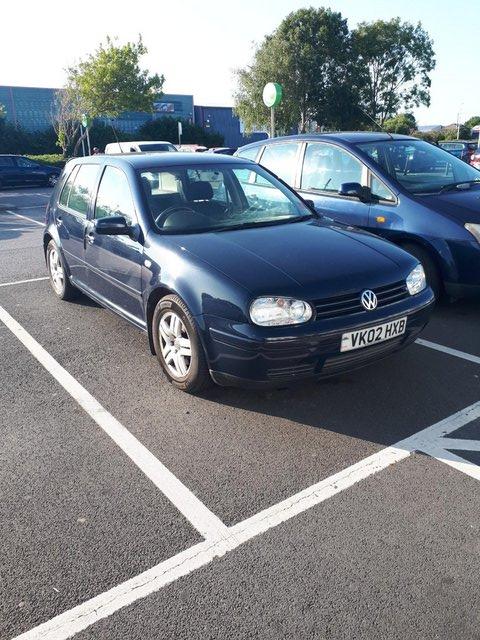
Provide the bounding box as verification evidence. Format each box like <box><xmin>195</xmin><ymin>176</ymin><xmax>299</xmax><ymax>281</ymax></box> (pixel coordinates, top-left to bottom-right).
<box><xmin>412</xmin><ymin>129</ymin><xmax>444</xmax><ymax>143</ymax></box>
<box><xmin>67</xmin><ymin>36</ymin><xmax>164</xmax><ymax>119</ymax></box>
<box><xmin>234</xmin><ymin>7</ymin><xmax>363</xmax><ymax>134</ymax></box>
<box><xmin>464</xmin><ymin>116</ymin><xmax>480</xmax><ymax>130</ymax></box>
<box><xmin>440</xmin><ymin>125</ymin><xmax>471</xmax><ymax>140</ymax></box>
<box><xmin>383</xmin><ymin>113</ymin><xmax>417</xmax><ymax>134</ymax></box>
<box><xmin>26</xmin><ymin>154</ymin><xmax>66</xmax><ymax>167</ymax></box>
<box><xmin>0</xmin><ymin>119</ymin><xmax>60</xmax><ymax>154</ymax></box>
<box><xmin>353</xmin><ymin>19</ymin><xmax>435</xmax><ymax>124</ymax></box>
<box><xmin>0</xmin><ymin>103</ymin><xmax>6</xmax><ymax>119</ymax></box>
<box><xmin>138</xmin><ymin>117</ymin><xmax>224</xmax><ymax>147</ymax></box>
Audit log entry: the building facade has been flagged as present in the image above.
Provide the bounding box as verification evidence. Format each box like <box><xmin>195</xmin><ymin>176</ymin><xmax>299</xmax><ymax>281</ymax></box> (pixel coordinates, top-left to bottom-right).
<box><xmin>0</xmin><ymin>85</ymin><xmax>266</xmax><ymax>148</ymax></box>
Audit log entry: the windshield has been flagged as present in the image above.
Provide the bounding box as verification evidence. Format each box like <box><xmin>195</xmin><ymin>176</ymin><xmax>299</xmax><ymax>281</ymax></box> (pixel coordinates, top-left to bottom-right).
<box><xmin>356</xmin><ymin>139</ymin><xmax>480</xmax><ymax>194</ymax></box>
<box><xmin>139</xmin><ymin>143</ymin><xmax>177</xmax><ymax>152</ymax></box>
<box><xmin>139</xmin><ymin>163</ymin><xmax>313</xmax><ymax>234</ymax></box>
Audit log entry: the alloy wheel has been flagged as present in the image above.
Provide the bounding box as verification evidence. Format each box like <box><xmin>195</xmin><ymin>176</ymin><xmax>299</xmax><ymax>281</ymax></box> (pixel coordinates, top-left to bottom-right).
<box><xmin>159</xmin><ymin>311</ymin><xmax>192</xmax><ymax>378</ymax></box>
<box><xmin>49</xmin><ymin>247</ymin><xmax>64</xmax><ymax>294</ymax></box>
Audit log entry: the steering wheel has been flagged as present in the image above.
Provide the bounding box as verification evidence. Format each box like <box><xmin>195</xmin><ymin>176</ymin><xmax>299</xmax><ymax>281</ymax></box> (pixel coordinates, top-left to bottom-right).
<box><xmin>155</xmin><ymin>205</ymin><xmax>197</xmax><ymax>228</ymax></box>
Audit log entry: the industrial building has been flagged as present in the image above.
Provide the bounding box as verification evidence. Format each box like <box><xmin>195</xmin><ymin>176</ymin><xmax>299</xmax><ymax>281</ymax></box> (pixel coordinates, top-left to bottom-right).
<box><xmin>0</xmin><ymin>85</ymin><xmax>267</xmax><ymax>148</ymax></box>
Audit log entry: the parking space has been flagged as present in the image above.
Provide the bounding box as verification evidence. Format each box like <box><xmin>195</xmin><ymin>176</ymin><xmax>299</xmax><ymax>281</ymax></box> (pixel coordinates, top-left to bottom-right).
<box><xmin>1</xmin><ymin>188</ymin><xmax>479</xmax><ymax>639</ymax></box>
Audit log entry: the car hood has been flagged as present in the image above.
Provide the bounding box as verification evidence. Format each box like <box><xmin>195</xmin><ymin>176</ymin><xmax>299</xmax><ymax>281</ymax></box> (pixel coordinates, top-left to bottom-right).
<box><xmin>422</xmin><ymin>186</ymin><xmax>480</xmax><ymax>224</ymax></box>
<box><xmin>168</xmin><ymin>219</ymin><xmax>415</xmax><ymax>299</ymax></box>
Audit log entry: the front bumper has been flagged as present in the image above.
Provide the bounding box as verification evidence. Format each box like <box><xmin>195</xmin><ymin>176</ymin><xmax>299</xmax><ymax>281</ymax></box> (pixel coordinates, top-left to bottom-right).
<box><xmin>204</xmin><ymin>289</ymin><xmax>435</xmax><ymax>389</ymax></box>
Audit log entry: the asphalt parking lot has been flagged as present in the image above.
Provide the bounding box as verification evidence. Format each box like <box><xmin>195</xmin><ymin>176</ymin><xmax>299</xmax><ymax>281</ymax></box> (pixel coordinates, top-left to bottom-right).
<box><xmin>1</xmin><ymin>187</ymin><xmax>479</xmax><ymax>640</ymax></box>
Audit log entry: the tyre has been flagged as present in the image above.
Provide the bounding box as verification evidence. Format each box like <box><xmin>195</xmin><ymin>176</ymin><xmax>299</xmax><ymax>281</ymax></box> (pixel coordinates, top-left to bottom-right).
<box><xmin>46</xmin><ymin>240</ymin><xmax>77</xmax><ymax>301</ymax></box>
<box><xmin>152</xmin><ymin>294</ymin><xmax>211</xmax><ymax>393</ymax></box>
<box><xmin>400</xmin><ymin>242</ymin><xmax>442</xmax><ymax>300</ymax></box>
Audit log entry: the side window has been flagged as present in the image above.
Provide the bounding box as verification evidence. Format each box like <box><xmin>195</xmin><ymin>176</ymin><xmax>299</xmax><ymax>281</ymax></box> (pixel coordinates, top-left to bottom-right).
<box><xmin>95</xmin><ymin>166</ymin><xmax>136</xmax><ymax>223</ymax></box>
<box><xmin>301</xmin><ymin>143</ymin><xmax>363</xmax><ymax>193</ymax></box>
<box><xmin>68</xmin><ymin>164</ymin><xmax>99</xmax><ymax>217</ymax></box>
<box><xmin>0</xmin><ymin>156</ymin><xmax>15</xmax><ymax>166</ymax></box>
<box><xmin>371</xmin><ymin>175</ymin><xmax>395</xmax><ymax>202</ymax></box>
<box><xmin>259</xmin><ymin>143</ymin><xmax>300</xmax><ymax>185</ymax></box>
<box><xmin>59</xmin><ymin>165</ymin><xmax>79</xmax><ymax>207</ymax></box>
<box><xmin>236</xmin><ymin>146</ymin><xmax>260</xmax><ymax>162</ymax></box>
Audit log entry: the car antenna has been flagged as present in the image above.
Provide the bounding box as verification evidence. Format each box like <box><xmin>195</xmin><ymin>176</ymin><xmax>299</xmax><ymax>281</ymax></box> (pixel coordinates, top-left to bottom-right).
<box><xmin>109</xmin><ymin>119</ymin><xmax>124</xmax><ymax>153</ymax></box>
<box><xmin>357</xmin><ymin>107</ymin><xmax>395</xmax><ymax>140</ymax></box>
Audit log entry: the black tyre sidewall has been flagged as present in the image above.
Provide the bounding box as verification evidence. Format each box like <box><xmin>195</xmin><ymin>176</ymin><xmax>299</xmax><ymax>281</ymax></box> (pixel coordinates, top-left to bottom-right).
<box><xmin>152</xmin><ymin>295</ymin><xmax>210</xmax><ymax>393</ymax></box>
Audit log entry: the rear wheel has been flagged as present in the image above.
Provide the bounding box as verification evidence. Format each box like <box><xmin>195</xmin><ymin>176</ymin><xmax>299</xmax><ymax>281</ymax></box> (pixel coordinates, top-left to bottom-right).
<box><xmin>46</xmin><ymin>240</ymin><xmax>77</xmax><ymax>300</ymax></box>
<box><xmin>400</xmin><ymin>243</ymin><xmax>442</xmax><ymax>300</ymax></box>
<box><xmin>152</xmin><ymin>294</ymin><xmax>211</xmax><ymax>393</ymax></box>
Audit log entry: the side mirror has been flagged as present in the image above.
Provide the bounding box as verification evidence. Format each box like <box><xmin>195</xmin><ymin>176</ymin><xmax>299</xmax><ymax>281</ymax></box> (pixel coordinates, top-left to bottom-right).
<box><xmin>95</xmin><ymin>215</ymin><xmax>130</xmax><ymax>236</ymax></box>
<box><xmin>338</xmin><ymin>182</ymin><xmax>371</xmax><ymax>203</ymax></box>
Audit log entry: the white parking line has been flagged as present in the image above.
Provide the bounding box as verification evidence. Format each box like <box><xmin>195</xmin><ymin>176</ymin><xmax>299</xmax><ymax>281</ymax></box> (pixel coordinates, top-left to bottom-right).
<box><xmin>416</xmin><ymin>338</ymin><xmax>480</xmax><ymax>366</ymax></box>
<box><xmin>3</xmin><ymin>209</ymin><xmax>45</xmax><ymax>227</ymax></box>
<box><xmin>10</xmin><ymin>392</ymin><xmax>480</xmax><ymax>639</ymax></box>
<box><xmin>0</xmin><ymin>305</ymin><xmax>229</xmax><ymax>544</ymax></box>
<box><xmin>0</xmin><ymin>277</ymin><xmax>48</xmax><ymax>288</ymax></box>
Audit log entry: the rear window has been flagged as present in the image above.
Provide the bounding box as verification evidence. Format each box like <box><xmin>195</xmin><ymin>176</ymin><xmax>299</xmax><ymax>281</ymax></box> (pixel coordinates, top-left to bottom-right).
<box><xmin>139</xmin><ymin>144</ymin><xmax>176</xmax><ymax>152</ymax></box>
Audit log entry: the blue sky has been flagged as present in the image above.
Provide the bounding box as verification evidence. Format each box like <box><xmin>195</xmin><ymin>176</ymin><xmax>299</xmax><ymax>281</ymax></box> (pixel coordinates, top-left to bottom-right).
<box><xmin>2</xmin><ymin>0</ymin><xmax>478</xmax><ymax>125</ymax></box>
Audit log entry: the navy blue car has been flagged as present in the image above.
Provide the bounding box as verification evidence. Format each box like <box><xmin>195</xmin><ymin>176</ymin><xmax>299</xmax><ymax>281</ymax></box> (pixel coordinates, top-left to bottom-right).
<box><xmin>44</xmin><ymin>153</ymin><xmax>433</xmax><ymax>392</ymax></box>
<box><xmin>236</xmin><ymin>133</ymin><xmax>480</xmax><ymax>299</ymax></box>
<box><xmin>0</xmin><ymin>155</ymin><xmax>61</xmax><ymax>188</ymax></box>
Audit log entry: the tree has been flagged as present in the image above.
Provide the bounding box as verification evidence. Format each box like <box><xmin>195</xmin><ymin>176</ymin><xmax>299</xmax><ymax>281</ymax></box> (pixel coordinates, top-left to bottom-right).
<box><xmin>234</xmin><ymin>8</ymin><xmax>362</xmax><ymax>134</ymax></box>
<box><xmin>383</xmin><ymin>112</ymin><xmax>417</xmax><ymax>135</ymax></box>
<box><xmin>53</xmin><ymin>36</ymin><xmax>164</xmax><ymax>155</ymax></box>
<box><xmin>353</xmin><ymin>19</ymin><xmax>435</xmax><ymax>125</ymax></box>
<box><xmin>464</xmin><ymin>116</ymin><xmax>480</xmax><ymax>131</ymax></box>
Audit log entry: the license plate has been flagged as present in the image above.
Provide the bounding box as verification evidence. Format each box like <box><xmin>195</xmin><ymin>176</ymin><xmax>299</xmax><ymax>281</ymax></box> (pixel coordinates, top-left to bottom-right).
<box><xmin>340</xmin><ymin>317</ymin><xmax>407</xmax><ymax>353</ymax></box>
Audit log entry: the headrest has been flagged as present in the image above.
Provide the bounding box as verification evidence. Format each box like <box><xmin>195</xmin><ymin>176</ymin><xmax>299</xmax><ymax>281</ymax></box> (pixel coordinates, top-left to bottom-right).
<box><xmin>141</xmin><ymin>176</ymin><xmax>152</xmax><ymax>195</ymax></box>
<box><xmin>184</xmin><ymin>180</ymin><xmax>213</xmax><ymax>201</ymax></box>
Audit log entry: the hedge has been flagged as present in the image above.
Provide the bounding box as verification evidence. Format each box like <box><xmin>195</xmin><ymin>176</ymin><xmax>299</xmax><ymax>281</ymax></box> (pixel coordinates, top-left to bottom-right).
<box><xmin>27</xmin><ymin>154</ymin><xmax>66</xmax><ymax>167</ymax></box>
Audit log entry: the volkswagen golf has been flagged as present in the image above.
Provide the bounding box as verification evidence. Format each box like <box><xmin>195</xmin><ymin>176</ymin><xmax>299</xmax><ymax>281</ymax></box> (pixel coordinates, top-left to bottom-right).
<box><xmin>44</xmin><ymin>153</ymin><xmax>434</xmax><ymax>392</ymax></box>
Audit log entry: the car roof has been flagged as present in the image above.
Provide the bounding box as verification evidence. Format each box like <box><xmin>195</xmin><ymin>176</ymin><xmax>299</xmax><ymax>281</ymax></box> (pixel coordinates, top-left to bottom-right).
<box><xmin>67</xmin><ymin>152</ymin><xmax>249</xmax><ymax>169</ymax></box>
<box><xmin>106</xmin><ymin>140</ymin><xmax>174</xmax><ymax>146</ymax></box>
<box><xmin>240</xmin><ymin>132</ymin><xmax>417</xmax><ymax>149</ymax></box>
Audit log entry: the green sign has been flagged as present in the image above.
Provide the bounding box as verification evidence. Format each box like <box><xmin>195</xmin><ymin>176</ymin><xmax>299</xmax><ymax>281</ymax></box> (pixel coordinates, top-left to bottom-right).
<box><xmin>262</xmin><ymin>83</ymin><xmax>283</xmax><ymax>108</ymax></box>
<box><xmin>81</xmin><ymin>114</ymin><xmax>92</xmax><ymax>128</ymax></box>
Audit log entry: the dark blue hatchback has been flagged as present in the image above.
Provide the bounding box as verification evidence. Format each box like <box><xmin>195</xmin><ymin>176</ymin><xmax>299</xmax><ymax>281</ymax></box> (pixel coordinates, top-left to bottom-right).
<box><xmin>236</xmin><ymin>133</ymin><xmax>480</xmax><ymax>299</ymax></box>
<box><xmin>44</xmin><ymin>153</ymin><xmax>433</xmax><ymax>392</ymax></box>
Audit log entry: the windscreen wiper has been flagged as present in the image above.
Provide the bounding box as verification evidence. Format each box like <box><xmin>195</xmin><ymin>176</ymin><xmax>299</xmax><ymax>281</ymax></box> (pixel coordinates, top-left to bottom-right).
<box><xmin>212</xmin><ymin>215</ymin><xmax>313</xmax><ymax>233</ymax></box>
<box><xmin>439</xmin><ymin>180</ymin><xmax>480</xmax><ymax>193</ymax></box>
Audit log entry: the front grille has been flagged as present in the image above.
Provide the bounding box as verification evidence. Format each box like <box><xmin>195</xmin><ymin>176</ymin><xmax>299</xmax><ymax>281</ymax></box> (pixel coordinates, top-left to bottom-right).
<box><xmin>266</xmin><ymin>362</ymin><xmax>316</xmax><ymax>381</ymax></box>
<box><xmin>313</xmin><ymin>281</ymin><xmax>409</xmax><ymax>319</ymax></box>
<box><xmin>321</xmin><ymin>336</ymin><xmax>405</xmax><ymax>375</ymax></box>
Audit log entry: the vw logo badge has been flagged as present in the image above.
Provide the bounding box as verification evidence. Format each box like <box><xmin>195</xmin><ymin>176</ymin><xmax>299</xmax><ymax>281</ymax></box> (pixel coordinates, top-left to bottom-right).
<box><xmin>361</xmin><ymin>289</ymin><xmax>378</xmax><ymax>311</ymax></box>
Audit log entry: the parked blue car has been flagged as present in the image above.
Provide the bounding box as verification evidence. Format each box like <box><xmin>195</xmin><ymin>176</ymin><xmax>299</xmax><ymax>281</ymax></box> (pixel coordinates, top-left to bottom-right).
<box><xmin>44</xmin><ymin>153</ymin><xmax>433</xmax><ymax>392</ymax></box>
<box><xmin>236</xmin><ymin>133</ymin><xmax>480</xmax><ymax>299</ymax></box>
<box><xmin>0</xmin><ymin>154</ymin><xmax>61</xmax><ymax>188</ymax></box>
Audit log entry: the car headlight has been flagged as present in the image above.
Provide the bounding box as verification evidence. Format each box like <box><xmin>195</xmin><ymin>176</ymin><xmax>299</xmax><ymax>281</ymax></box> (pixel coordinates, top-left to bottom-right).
<box><xmin>465</xmin><ymin>223</ymin><xmax>480</xmax><ymax>243</ymax></box>
<box><xmin>250</xmin><ymin>297</ymin><xmax>313</xmax><ymax>326</ymax></box>
<box><xmin>406</xmin><ymin>264</ymin><xmax>426</xmax><ymax>295</ymax></box>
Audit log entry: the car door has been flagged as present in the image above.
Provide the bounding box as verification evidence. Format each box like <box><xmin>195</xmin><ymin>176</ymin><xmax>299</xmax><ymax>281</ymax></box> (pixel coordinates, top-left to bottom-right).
<box><xmin>85</xmin><ymin>165</ymin><xmax>144</xmax><ymax>322</ymax></box>
<box><xmin>14</xmin><ymin>156</ymin><xmax>47</xmax><ymax>185</ymax></box>
<box><xmin>297</xmin><ymin>142</ymin><xmax>370</xmax><ymax>227</ymax></box>
<box><xmin>56</xmin><ymin>163</ymin><xmax>100</xmax><ymax>287</ymax></box>
<box><xmin>0</xmin><ymin>156</ymin><xmax>19</xmax><ymax>186</ymax></box>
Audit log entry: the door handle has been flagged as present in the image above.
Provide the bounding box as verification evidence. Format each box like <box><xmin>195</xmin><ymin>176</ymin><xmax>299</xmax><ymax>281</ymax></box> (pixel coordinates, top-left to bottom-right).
<box><xmin>56</xmin><ymin>215</ymin><xmax>62</xmax><ymax>227</ymax></box>
<box><xmin>86</xmin><ymin>231</ymin><xmax>95</xmax><ymax>244</ymax></box>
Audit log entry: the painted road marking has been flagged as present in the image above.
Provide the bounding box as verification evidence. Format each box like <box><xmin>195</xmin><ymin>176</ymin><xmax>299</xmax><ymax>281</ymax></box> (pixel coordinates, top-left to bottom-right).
<box><xmin>0</xmin><ymin>277</ymin><xmax>49</xmax><ymax>288</ymax></box>
<box><xmin>11</xmin><ymin>400</ymin><xmax>480</xmax><ymax>640</ymax></box>
<box><xmin>3</xmin><ymin>209</ymin><xmax>45</xmax><ymax>226</ymax></box>
<box><xmin>0</xmin><ymin>305</ymin><xmax>229</xmax><ymax>544</ymax></box>
<box><xmin>416</xmin><ymin>338</ymin><xmax>480</xmax><ymax>366</ymax></box>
